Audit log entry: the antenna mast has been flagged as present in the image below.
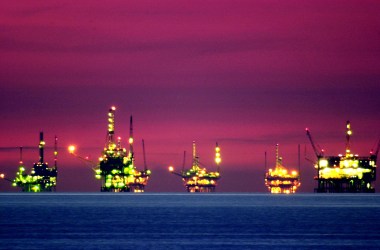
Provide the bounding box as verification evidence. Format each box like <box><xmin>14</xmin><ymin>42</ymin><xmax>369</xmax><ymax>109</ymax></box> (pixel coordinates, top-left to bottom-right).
<box><xmin>264</xmin><ymin>151</ymin><xmax>267</xmax><ymax>173</ymax></box>
<box><xmin>192</xmin><ymin>141</ymin><xmax>198</xmax><ymax>167</ymax></box>
<box><xmin>39</xmin><ymin>131</ymin><xmax>45</xmax><ymax>163</ymax></box>
<box><xmin>54</xmin><ymin>136</ymin><xmax>58</xmax><ymax>169</ymax></box>
<box><xmin>345</xmin><ymin>120</ymin><xmax>352</xmax><ymax>157</ymax></box>
<box><xmin>298</xmin><ymin>144</ymin><xmax>301</xmax><ymax>174</ymax></box>
<box><xmin>19</xmin><ymin>146</ymin><xmax>23</xmax><ymax>165</ymax></box>
<box><xmin>275</xmin><ymin>144</ymin><xmax>280</xmax><ymax>167</ymax></box>
<box><xmin>215</xmin><ymin>142</ymin><xmax>221</xmax><ymax>172</ymax></box>
<box><xmin>107</xmin><ymin>106</ymin><xmax>116</xmax><ymax>145</ymax></box>
<box><xmin>182</xmin><ymin>151</ymin><xmax>186</xmax><ymax>172</ymax></box>
<box><xmin>142</xmin><ymin>139</ymin><xmax>147</xmax><ymax>171</ymax></box>
<box><xmin>129</xmin><ymin>116</ymin><xmax>134</xmax><ymax>162</ymax></box>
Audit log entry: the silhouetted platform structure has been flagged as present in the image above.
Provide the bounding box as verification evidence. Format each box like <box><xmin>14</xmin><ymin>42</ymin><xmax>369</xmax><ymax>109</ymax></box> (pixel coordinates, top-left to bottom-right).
<box><xmin>11</xmin><ymin>132</ymin><xmax>57</xmax><ymax>192</ymax></box>
<box><xmin>265</xmin><ymin>144</ymin><xmax>300</xmax><ymax>194</ymax></box>
<box><xmin>69</xmin><ymin>106</ymin><xmax>151</xmax><ymax>192</ymax></box>
<box><xmin>306</xmin><ymin>121</ymin><xmax>378</xmax><ymax>193</ymax></box>
<box><xmin>169</xmin><ymin>141</ymin><xmax>221</xmax><ymax>192</ymax></box>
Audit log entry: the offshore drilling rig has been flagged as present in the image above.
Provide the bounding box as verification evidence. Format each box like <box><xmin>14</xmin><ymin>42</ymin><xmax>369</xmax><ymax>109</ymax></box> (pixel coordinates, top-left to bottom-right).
<box><xmin>265</xmin><ymin>144</ymin><xmax>301</xmax><ymax>194</ymax></box>
<box><xmin>169</xmin><ymin>141</ymin><xmax>221</xmax><ymax>192</ymax></box>
<box><xmin>306</xmin><ymin>121</ymin><xmax>379</xmax><ymax>193</ymax></box>
<box><xmin>69</xmin><ymin>106</ymin><xmax>151</xmax><ymax>192</ymax></box>
<box><xmin>7</xmin><ymin>132</ymin><xmax>58</xmax><ymax>192</ymax></box>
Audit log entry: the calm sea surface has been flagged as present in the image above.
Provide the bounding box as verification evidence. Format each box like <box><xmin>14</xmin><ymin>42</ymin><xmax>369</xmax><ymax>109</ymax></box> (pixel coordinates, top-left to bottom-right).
<box><xmin>1</xmin><ymin>193</ymin><xmax>380</xmax><ymax>249</ymax></box>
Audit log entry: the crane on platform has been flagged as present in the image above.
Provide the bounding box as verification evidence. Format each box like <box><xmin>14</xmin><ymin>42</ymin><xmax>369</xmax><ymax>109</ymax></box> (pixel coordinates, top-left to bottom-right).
<box><xmin>0</xmin><ymin>173</ymin><xmax>12</xmax><ymax>182</ymax></box>
<box><xmin>305</xmin><ymin>128</ymin><xmax>324</xmax><ymax>158</ymax></box>
<box><xmin>305</xmin><ymin>127</ymin><xmax>325</xmax><ymax>191</ymax></box>
<box><xmin>370</xmin><ymin>137</ymin><xmax>380</xmax><ymax>158</ymax></box>
<box><xmin>1</xmin><ymin>147</ymin><xmax>23</xmax><ymax>184</ymax></box>
<box><xmin>68</xmin><ymin>145</ymin><xmax>97</xmax><ymax>171</ymax></box>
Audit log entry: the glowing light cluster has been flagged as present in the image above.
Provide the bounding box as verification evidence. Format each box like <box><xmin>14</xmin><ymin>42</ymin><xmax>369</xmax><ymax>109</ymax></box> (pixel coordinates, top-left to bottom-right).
<box><xmin>12</xmin><ymin>133</ymin><xmax>57</xmax><ymax>192</ymax></box>
<box><xmin>169</xmin><ymin>142</ymin><xmax>221</xmax><ymax>192</ymax></box>
<box><xmin>265</xmin><ymin>166</ymin><xmax>300</xmax><ymax>194</ymax></box>
<box><xmin>107</xmin><ymin>107</ymin><xmax>115</xmax><ymax>134</ymax></box>
<box><xmin>308</xmin><ymin>121</ymin><xmax>377</xmax><ymax>193</ymax></box>
<box><xmin>265</xmin><ymin>144</ymin><xmax>300</xmax><ymax>194</ymax></box>
<box><xmin>316</xmin><ymin>157</ymin><xmax>374</xmax><ymax>180</ymax></box>
<box><xmin>95</xmin><ymin>136</ymin><xmax>150</xmax><ymax>192</ymax></box>
<box><xmin>215</xmin><ymin>144</ymin><xmax>221</xmax><ymax>165</ymax></box>
<box><xmin>13</xmin><ymin>162</ymin><xmax>57</xmax><ymax>192</ymax></box>
<box><xmin>70</xmin><ymin>106</ymin><xmax>151</xmax><ymax>192</ymax></box>
<box><xmin>68</xmin><ymin>145</ymin><xmax>76</xmax><ymax>154</ymax></box>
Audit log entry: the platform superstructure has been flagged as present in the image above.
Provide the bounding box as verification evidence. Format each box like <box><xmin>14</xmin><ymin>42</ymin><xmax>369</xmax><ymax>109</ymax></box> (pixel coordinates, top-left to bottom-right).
<box><xmin>265</xmin><ymin>144</ymin><xmax>300</xmax><ymax>194</ymax></box>
<box><xmin>69</xmin><ymin>106</ymin><xmax>151</xmax><ymax>192</ymax></box>
<box><xmin>306</xmin><ymin>121</ymin><xmax>378</xmax><ymax>193</ymax></box>
<box><xmin>169</xmin><ymin>141</ymin><xmax>221</xmax><ymax>192</ymax></box>
<box><xmin>11</xmin><ymin>132</ymin><xmax>58</xmax><ymax>192</ymax></box>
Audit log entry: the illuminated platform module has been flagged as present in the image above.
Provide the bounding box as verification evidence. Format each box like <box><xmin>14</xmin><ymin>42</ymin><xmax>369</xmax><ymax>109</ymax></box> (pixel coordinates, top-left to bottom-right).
<box><xmin>306</xmin><ymin>121</ymin><xmax>379</xmax><ymax>193</ymax></box>
<box><xmin>8</xmin><ymin>132</ymin><xmax>58</xmax><ymax>192</ymax></box>
<box><xmin>265</xmin><ymin>144</ymin><xmax>300</xmax><ymax>194</ymax></box>
<box><xmin>169</xmin><ymin>141</ymin><xmax>221</xmax><ymax>192</ymax></box>
<box><xmin>69</xmin><ymin>106</ymin><xmax>151</xmax><ymax>192</ymax></box>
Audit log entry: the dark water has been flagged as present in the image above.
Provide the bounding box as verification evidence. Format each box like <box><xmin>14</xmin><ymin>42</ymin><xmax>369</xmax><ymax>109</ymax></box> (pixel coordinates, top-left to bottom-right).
<box><xmin>1</xmin><ymin>193</ymin><xmax>380</xmax><ymax>249</ymax></box>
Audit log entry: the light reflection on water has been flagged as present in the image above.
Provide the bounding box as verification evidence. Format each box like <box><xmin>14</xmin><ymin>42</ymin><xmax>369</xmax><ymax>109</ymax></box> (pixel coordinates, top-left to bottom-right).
<box><xmin>1</xmin><ymin>193</ymin><xmax>380</xmax><ymax>249</ymax></box>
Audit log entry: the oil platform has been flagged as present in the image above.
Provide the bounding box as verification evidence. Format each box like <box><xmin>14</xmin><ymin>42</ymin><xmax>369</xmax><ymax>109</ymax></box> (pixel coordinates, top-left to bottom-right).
<box><xmin>265</xmin><ymin>144</ymin><xmax>301</xmax><ymax>194</ymax></box>
<box><xmin>169</xmin><ymin>141</ymin><xmax>221</xmax><ymax>192</ymax></box>
<box><xmin>11</xmin><ymin>132</ymin><xmax>58</xmax><ymax>192</ymax></box>
<box><xmin>306</xmin><ymin>121</ymin><xmax>379</xmax><ymax>193</ymax></box>
<box><xmin>69</xmin><ymin>106</ymin><xmax>151</xmax><ymax>192</ymax></box>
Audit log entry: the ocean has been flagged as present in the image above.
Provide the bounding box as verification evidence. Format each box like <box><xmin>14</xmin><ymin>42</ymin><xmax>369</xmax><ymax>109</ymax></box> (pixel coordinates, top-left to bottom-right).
<box><xmin>1</xmin><ymin>193</ymin><xmax>380</xmax><ymax>249</ymax></box>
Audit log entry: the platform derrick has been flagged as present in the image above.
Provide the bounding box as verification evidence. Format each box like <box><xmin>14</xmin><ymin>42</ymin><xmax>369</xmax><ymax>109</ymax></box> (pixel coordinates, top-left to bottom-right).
<box><xmin>9</xmin><ymin>132</ymin><xmax>58</xmax><ymax>192</ymax></box>
<box><xmin>265</xmin><ymin>144</ymin><xmax>300</xmax><ymax>194</ymax></box>
<box><xmin>69</xmin><ymin>106</ymin><xmax>151</xmax><ymax>192</ymax></box>
<box><xmin>306</xmin><ymin>121</ymin><xmax>378</xmax><ymax>193</ymax></box>
<box><xmin>169</xmin><ymin>141</ymin><xmax>221</xmax><ymax>192</ymax></box>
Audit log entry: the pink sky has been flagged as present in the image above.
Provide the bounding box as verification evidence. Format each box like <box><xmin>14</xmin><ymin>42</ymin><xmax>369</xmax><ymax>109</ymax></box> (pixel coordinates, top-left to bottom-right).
<box><xmin>1</xmin><ymin>1</ymin><xmax>379</xmax><ymax>192</ymax></box>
